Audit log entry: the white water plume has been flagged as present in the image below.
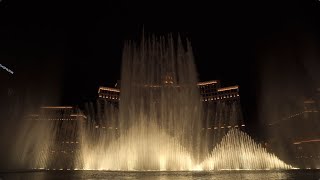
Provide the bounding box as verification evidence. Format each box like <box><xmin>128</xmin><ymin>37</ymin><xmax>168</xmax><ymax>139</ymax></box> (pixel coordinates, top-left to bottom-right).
<box><xmin>76</xmin><ymin>34</ymin><xmax>293</xmax><ymax>171</ymax></box>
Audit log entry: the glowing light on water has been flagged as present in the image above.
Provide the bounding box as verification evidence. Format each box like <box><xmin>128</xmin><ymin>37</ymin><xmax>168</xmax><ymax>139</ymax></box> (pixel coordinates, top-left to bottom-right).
<box><xmin>80</xmin><ymin>122</ymin><xmax>195</xmax><ymax>171</ymax></box>
<box><xmin>80</xmin><ymin>126</ymin><xmax>293</xmax><ymax>170</ymax></box>
<box><xmin>192</xmin><ymin>165</ymin><xmax>203</xmax><ymax>171</ymax></box>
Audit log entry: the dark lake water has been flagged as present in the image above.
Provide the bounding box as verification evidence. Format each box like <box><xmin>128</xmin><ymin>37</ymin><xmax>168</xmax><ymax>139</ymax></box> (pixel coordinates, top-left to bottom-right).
<box><xmin>0</xmin><ymin>170</ymin><xmax>319</xmax><ymax>180</ymax></box>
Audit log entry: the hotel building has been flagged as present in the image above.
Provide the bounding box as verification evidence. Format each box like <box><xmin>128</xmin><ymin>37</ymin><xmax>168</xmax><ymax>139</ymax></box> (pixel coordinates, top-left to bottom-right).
<box><xmin>26</xmin><ymin>106</ymin><xmax>87</xmax><ymax>169</ymax></box>
<box><xmin>97</xmin><ymin>80</ymin><xmax>244</xmax><ymax>132</ymax></box>
<box><xmin>26</xmin><ymin>106</ymin><xmax>87</xmax><ymax>143</ymax></box>
<box><xmin>266</xmin><ymin>90</ymin><xmax>320</xmax><ymax>168</ymax></box>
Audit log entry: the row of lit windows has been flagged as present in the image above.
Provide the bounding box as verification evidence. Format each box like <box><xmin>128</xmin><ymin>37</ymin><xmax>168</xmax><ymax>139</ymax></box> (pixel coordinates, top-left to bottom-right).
<box><xmin>283</xmin><ymin>110</ymin><xmax>319</xmax><ymax>121</ymax></box>
<box><xmin>34</xmin><ymin>118</ymin><xmax>79</xmax><ymax>121</ymax></box>
<box><xmin>33</xmin><ymin>168</ymin><xmax>82</xmax><ymax>171</ymax></box>
<box><xmin>52</xmin><ymin>150</ymin><xmax>74</xmax><ymax>154</ymax></box>
<box><xmin>50</xmin><ymin>150</ymin><xmax>75</xmax><ymax>154</ymax></box>
<box><xmin>98</xmin><ymin>93</ymin><xmax>239</xmax><ymax>101</ymax></box>
<box><xmin>295</xmin><ymin>156</ymin><xmax>320</xmax><ymax>159</ymax></box>
<box><xmin>203</xmin><ymin>124</ymin><xmax>245</xmax><ymax>130</ymax></box>
<box><xmin>202</xmin><ymin>94</ymin><xmax>239</xmax><ymax>101</ymax></box>
<box><xmin>61</xmin><ymin>141</ymin><xmax>79</xmax><ymax>144</ymax></box>
<box><xmin>95</xmin><ymin>125</ymin><xmax>118</xmax><ymax>129</ymax></box>
<box><xmin>97</xmin><ymin>94</ymin><xmax>239</xmax><ymax>102</ymax></box>
<box><xmin>199</xmin><ymin>86</ymin><xmax>216</xmax><ymax>90</ymax></box>
<box><xmin>92</xmin><ymin>125</ymin><xmax>245</xmax><ymax>130</ymax></box>
<box><xmin>99</xmin><ymin>95</ymin><xmax>120</xmax><ymax>100</ymax></box>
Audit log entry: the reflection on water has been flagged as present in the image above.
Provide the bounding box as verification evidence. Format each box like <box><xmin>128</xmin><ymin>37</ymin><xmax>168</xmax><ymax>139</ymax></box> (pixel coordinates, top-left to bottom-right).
<box><xmin>0</xmin><ymin>170</ymin><xmax>319</xmax><ymax>180</ymax></box>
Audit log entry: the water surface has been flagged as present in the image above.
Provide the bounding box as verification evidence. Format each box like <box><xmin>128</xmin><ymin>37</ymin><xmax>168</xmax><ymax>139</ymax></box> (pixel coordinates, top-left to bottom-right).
<box><xmin>0</xmin><ymin>170</ymin><xmax>319</xmax><ymax>180</ymax></box>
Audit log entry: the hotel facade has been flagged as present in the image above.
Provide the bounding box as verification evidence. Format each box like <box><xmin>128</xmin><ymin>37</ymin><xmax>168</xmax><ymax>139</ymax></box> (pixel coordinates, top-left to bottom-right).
<box><xmin>25</xmin><ymin>106</ymin><xmax>87</xmax><ymax>169</ymax></box>
<box><xmin>266</xmin><ymin>92</ymin><xmax>320</xmax><ymax>168</ymax></box>
<box><xmin>97</xmin><ymin>80</ymin><xmax>244</xmax><ymax>133</ymax></box>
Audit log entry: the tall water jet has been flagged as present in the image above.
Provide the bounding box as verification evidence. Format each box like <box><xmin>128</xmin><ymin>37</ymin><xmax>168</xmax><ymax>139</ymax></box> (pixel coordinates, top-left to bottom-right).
<box><xmin>79</xmin><ymin>35</ymin><xmax>204</xmax><ymax>170</ymax></box>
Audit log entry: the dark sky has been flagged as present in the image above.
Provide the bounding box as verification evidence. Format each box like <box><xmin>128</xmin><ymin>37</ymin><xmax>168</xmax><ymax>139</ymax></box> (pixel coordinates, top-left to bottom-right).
<box><xmin>1</xmin><ymin>0</ymin><xmax>320</xmax><ymax>136</ymax></box>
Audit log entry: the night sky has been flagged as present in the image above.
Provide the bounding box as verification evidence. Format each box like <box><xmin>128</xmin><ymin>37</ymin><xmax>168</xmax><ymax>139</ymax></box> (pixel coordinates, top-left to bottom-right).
<box><xmin>1</xmin><ymin>0</ymin><xmax>320</xmax><ymax>136</ymax></box>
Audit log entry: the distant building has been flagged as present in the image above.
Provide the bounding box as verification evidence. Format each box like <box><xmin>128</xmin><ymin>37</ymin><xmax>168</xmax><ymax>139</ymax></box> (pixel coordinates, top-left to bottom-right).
<box><xmin>98</xmin><ymin>87</ymin><xmax>120</xmax><ymax>106</ymax></box>
<box><xmin>97</xmin><ymin>85</ymin><xmax>120</xmax><ymax>128</ymax></box>
<box><xmin>197</xmin><ymin>80</ymin><xmax>244</xmax><ymax>150</ymax></box>
<box><xmin>26</xmin><ymin>106</ymin><xmax>87</xmax><ymax>169</ymax></box>
<box><xmin>266</xmin><ymin>91</ymin><xmax>320</xmax><ymax>168</ymax></box>
<box><xmin>198</xmin><ymin>80</ymin><xmax>243</xmax><ymax>129</ymax></box>
<box><xmin>26</xmin><ymin>106</ymin><xmax>87</xmax><ymax>142</ymax></box>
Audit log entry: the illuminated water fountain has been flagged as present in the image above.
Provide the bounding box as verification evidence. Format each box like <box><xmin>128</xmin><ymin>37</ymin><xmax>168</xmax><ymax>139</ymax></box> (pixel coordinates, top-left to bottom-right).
<box><xmin>3</xmin><ymin>34</ymin><xmax>294</xmax><ymax>171</ymax></box>
<box><xmin>201</xmin><ymin>129</ymin><xmax>293</xmax><ymax>170</ymax></box>
<box><xmin>76</xmin><ymin>35</ymin><xmax>294</xmax><ymax>171</ymax></box>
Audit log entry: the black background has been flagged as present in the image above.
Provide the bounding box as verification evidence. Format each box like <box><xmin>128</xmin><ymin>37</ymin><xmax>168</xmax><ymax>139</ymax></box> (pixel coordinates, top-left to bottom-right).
<box><xmin>1</xmin><ymin>0</ymin><xmax>320</xmax><ymax>138</ymax></box>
